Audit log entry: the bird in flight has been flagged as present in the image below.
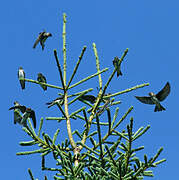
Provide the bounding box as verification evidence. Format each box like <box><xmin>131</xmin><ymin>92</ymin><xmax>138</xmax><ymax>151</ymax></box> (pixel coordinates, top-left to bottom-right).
<box><xmin>33</xmin><ymin>31</ymin><xmax>52</xmax><ymax>50</ymax></box>
<box><xmin>135</xmin><ymin>82</ymin><xmax>171</xmax><ymax>112</ymax></box>
<box><xmin>9</xmin><ymin>102</ymin><xmax>36</xmax><ymax>128</ymax></box>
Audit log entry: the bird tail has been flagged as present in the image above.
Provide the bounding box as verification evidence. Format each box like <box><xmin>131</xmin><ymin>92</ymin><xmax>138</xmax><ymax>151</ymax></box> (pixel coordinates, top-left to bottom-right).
<box><xmin>46</xmin><ymin>102</ymin><xmax>53</xmax><ymax>108</ymax></box>
<box><xmin>154</xmin><ymin>104</ymin><xmax>166</xmax><ymax>112</ymax></box>
<box><xmin>117</xmin><ymin>70</ymin><xmax>122</xmax><ymax>77</ymax></box>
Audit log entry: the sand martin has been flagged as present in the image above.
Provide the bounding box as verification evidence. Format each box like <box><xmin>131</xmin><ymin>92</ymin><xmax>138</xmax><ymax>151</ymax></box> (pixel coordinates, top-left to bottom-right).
<box><xmin>33</xmin><ymin>31</ymin><xmax>52</xmax><ymax>50</ymax></box>
<box><xmin>135</xmin><ymin>82</ymin><xmax>171</xmax><ymax>112</ymax></box>
<box><xmin>79</xmin><ymin>95</ymin><xmax>97</xmax><ymax>104</ymax></box>
<box><xmin>46</xmin><ymin>96</ymin><xmax>64</xmax><ymax>108</ymax></box>
<box><xmin>37</xmin><ymin>73</ymin><xmax>47</xmax><ymax>91</ymax></box>
<box><xmin>18</xmin><ymin>67</ymin><xmax>25</xmax><ymax>90</ymax></box>
<box><xmin>9</xmin><ymin>103</ymin><xmax>36</xmax><ymax>128</ymax></box>
<box><xmin>113</xmin><ymin>56</ymin><xmax>122</xmax><ymax>77</ymax></box>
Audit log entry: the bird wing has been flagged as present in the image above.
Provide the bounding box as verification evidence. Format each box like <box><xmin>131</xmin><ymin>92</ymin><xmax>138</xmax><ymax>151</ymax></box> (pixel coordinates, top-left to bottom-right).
<box><xmin>113</xmin><ymin>57</ymin><xmax>122</xmax><ymax>76</ymax></box>
<box><xmin>9</xmin><ymin>105</ymin><xmax>26</xmax><ymax>113</ymax></box>
<box><xmin>156</xmin><ymin>82</ymin><xmax>170</xmax><ymax>101</ymax></box>
<box><xmin>135</xmin><ymin>96</ymin><xmax>154</xmax><ymax>104</ymax></box>
<box><xmin>33</xmin><ymin>32</ymin><xmax>44</xmax><ymax>48</ymax></box>
<box><xmin>37</xmin><ymin>74</ymin><xmax>47</xmax><ymax>90</ymax></box>
<box><xmin>20</xmin><ymin>80</ymin><xmax>25</xmax><ymax>89</ymax></box>
<box><xmin>14</xmin><ymin>111</ymin><xmax>22</xmax><ymax>124</ymax></box>
<box><xmin>29</xmin><ymin>110</ymin><xmax>36</xmax><ymax>129</ymax></box>
<box><xmin>40</xmin><ymin>74</ymin><xmax>47</xmax><ymax>83</ymax></box>
<box><xmin>46</xmin><ymin>96</ymin><xmax>64</xmax><ymax>107</ymax></box>
<box><xmin>33</xmin><ymin>37</ymin><xmax>40</xmax><ymax>48</ymax></box>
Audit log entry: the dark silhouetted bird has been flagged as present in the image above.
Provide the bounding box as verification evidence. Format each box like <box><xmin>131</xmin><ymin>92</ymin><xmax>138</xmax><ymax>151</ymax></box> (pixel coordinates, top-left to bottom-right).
<box><xmin>33</xmin><ymin>31</ymin><xmax>52</xmax><ymax>50</ymax></box>
<box><xmin>80</xmin><ymin>93</ymin><xmax>111</xmax><ymax>104</ymax></box>
<box><xmin>18</xmin><ymin>67</ymin><xmax>25</xmax><ymax>89</ymax></box>
<box><xmin>79</xmin><ymin>95</ymin><xmax>97</xmax><ymax>104</ymax></box>
<box><xmin>113</xmin><ymin>56</ymin><xmax>122</xmax><ymax>77</ymax></box>
<box><xmin>10</xmin><ymin>101</ymin><xmax>22</xmax><ymax>125</ymax></box>
<box><xmin>37</xmin><ymin>73</ymin><xmax>47</xmax><ymax>91</ymax></box>
<box><xmin>9</xmin><ymin>103</ymin><xmax>36</xmax><ymax>128</ymax></box>
<box><xmin>46</xmin><ymin>96</ymin><xmax>64</xmax><ymax>108</ymax></box>
<box><xmin>135</xmin><ymin>82</ymin><xmax>170</xmax><ymax>112</ymax></box>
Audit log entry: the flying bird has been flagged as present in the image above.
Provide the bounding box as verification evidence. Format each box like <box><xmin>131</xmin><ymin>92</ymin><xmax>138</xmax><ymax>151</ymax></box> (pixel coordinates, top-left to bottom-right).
<box><xmin>18</xmin><ymin>67</ymin><xmax>25</xmax><ymax>89</ymax></box>
<box><xmin>135</xmin><ymin>82</ymin><xmax>171</xmax><ymax>112</ymax></box>
<box><xmin>46</xmin><ymin>96</ymin><xmax>64</xmax><ymax>108</ymax></box>
<box><xmin>113</xmin><ymin>56</ymin><xmax>122</xmax><ymax>77</ymax></box>
<box><xmin>33</xmin><ymin>31</ymin><xmax>52</xmax><ymax>50</ymax></box>
<box><xmin>37</xmin><ymin>73</ymin><xmax>47</xmax><ymax>91</ymax></box>
<box><xmin>10</xmin><ymin>101</ymin><xmax>22</xmax><ymax>125</ymax></box>
<box><xmin>9</xmin><ymin>103</ymin><xmax>36</xmax><ymax>128</ymax></box>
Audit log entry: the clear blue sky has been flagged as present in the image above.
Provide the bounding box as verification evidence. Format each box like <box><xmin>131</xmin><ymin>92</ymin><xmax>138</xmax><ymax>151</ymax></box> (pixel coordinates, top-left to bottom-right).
<box><xmin>1</xmin><ymin>0</ymin><xmax>178</xmax><ymax>179</ymax></box>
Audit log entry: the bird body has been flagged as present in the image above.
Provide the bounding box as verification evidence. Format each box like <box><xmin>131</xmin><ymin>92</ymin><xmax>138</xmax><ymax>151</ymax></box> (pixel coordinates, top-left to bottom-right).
<box><xmin>148</xmin><ymin>92</ymin><xmax>165</xmax><ymax>111</ymax></box>
<box><xmin>18</xmin><ymin>67</ymin><xmax>25</xmax><ymax>89</ymax></box>
<box><xmin>46</xmin><ymin>96</ymin><xmax>64</xmax><ymax>108</ymax></box>
<box><xmin>37</xmin><ymin>73</ymin><xmax>47</xmax><ymax>91</ymax></box>
<box><xmin>135</xmin><ymin>82</ymin><xmax>170</xmax><ymax>112</ymax></box>
<box><xmin>33</xmin><ymin>31</ymin><xmax>52</xmax><ymax>50</ymax></box>
<box><xmin>113</xmin><ymin>56</ymin><xmax>122</xmax><ymax>77</ymax></box>
<box><xmin>79</xmin><ymin>95</ymin><xmax>96</xmax><ymax>104</ymax></box>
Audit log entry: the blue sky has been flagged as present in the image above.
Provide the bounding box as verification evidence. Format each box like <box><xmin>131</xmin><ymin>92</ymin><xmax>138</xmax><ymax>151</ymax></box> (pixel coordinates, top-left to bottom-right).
<box><xmin>1</xmin><ymin>0</ymin><xmax>178</xmax><ymax>179</ymax></box>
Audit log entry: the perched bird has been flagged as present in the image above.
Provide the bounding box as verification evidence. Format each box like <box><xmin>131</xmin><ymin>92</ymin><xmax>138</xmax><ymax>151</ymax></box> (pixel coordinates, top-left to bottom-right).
<box><xmin>37</xmin><ymin>73</ymin><xmax>47</xmax><ymax>91</ymax></box>
<box><xmin>79</xmin><ymin>95</ymin><xmax>96</xmax><ymax>104</ymax></box>
<box><xmin>46</xmin><ymin>96</ymin><xmax>64</xmax><ymax>108</ymax></box>
<box><xmin>96</xmin><ymin>96</ymin><xmax>114</xmax><ymax>116</ymax></box>
<box><xmin>33</xmin><ymin>31</ymin><xmax>52</xmax><ymax>50</ymax></box>
<box><xmin>96</xmin><ymin>99</ymin><xmax>111</xmax><ymax>115</ymax></box>
<box><xmin>80</xmin><ymin>93</ymin><xmax>111</xmax><ymax>104</ymax></box>
<box><xmin>9</xmin><ymin>103</ymin><xmax>36</xmax><ymax>128</ymax></box>
<box><xmin>113</xmin><ymin>56</ymin><xmax>122</xmax><ymax>77</ymax></box>
<box><xmin>135</xmin><ymin>82</ymin><xmax>171</xmax><ymax>112</ymax></box>
<box><xmin>18</xmin><ymin>67</ymin><xmax>25</xmax><ymax>89</ymax></box>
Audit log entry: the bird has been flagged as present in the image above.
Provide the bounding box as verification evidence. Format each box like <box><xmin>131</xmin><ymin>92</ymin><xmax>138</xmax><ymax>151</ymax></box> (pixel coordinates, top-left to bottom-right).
<box><xmin>33</xmin><ymin>31</ymin><xmax>52</xmax><ymax>50</ymax></box>
<box><xmin>79</xmin><ymin>93</ymin><xmax>111</xmax><ymax>104</ymax></box>
<box><xmin>9</xmin><ymin>103</ymin><xmax>36</xmax><ymax>128</ymax></box>
<box><xmin>37</xmin><ymin>73</ymin><xmax>47</xmax><ymax>91</ymax></box>
<box><xmin>79</xmin><ymin>95</ymin><xmax>97</xmax><ymax>104</ymax></box>
<box><xmin>135</xmin><ymin>82</ymin><xmax>171</xmax><ymax>112</ymax></box>
<box><xmin>18</xmin><ymin>67</ymin><xmax>25</xmax><ymax>90</ymax></box>
<box><xmin>113</xmin><ymin>56</ymin><xmax>122</xmax><ymax>77</ymax></box>
<box><xmin>10</xmin><ymin>101</ymin><xmax>22</xmax><ymax>125</ymax></box>
<box><xmin>46</xmin><ymin>96</ymin><xmax>64</xmax><ymax>108</ymax></box>
<box><xmin>96</xmin><ymin>99</ymin><xmax>111</xmax><ymax>115</ymax></box>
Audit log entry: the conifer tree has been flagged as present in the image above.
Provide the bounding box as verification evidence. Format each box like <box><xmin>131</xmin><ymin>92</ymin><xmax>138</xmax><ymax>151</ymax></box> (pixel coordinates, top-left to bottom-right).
<box><xmin>12</xmin><ymin>13</ymin><xmax>166</xmax><ymax>180</ymax></box>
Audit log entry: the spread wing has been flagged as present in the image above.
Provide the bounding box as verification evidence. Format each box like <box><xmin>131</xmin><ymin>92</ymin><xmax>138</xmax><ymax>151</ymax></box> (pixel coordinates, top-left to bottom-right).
<box><xmin>33</xmin><ymin>32</ymin><xmax>44</xmax><ymax>49</ymax></box>
<box><xmin>9</xmin><ymin>105</ymin><xmax>26</xmax><ymax>113</ymax></box>
<box><xmin>135</xmin><ymin>96</ymin><xmax>154</xmax><ymax>105</ymax></box>
<box><xmin>33</xmin><ymin>37</ymin><xmax>40</xmax><ymax>49</ymax></box>
<box><xmin>156</xmin><ymin>82</ymin><xmax>170</xmax><ymax>101</ymax></box>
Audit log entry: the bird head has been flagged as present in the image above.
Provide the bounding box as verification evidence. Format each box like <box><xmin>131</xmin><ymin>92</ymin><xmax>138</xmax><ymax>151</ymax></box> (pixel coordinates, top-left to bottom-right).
<box><xmin>148</xmin><ymin>92</ymin><xmax>155</xmax><ymax>97</ymax></box>
<box><xmin>38</xmin><ymin>73</ymin><xmax>42</xmax><ymax>77</ymax></box>
<box><xmin>47</xmin><ymin>33</ymin><xmax>52</xmax><ymax>37</ymax></box>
